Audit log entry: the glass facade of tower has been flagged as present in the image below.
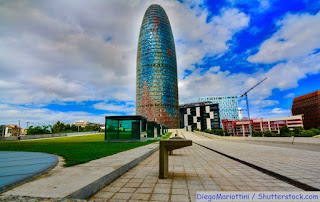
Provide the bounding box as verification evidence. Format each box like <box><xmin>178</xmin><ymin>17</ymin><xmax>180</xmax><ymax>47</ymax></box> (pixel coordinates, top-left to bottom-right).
<box><xmin>136</xmin><ymin>4</ymin><xmax>179</xmax><ymax>128</ymax></box>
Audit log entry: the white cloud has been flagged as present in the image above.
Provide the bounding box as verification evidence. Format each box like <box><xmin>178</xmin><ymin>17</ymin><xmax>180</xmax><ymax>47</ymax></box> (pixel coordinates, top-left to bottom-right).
<box><xmin>283</xmin><ymin>93</ymin><xmax>295</xmax><ymax>98</ymax></box>
<box><xmin>248</xmin><ymin>12</ymin><xmax>320</xmax><ymax>63</ymax></box>
<box><xmin>0</xmin><ymin>0</ymin><xmax>249</xmax><ymax>107</ymax></box>
<box><xmin>0</xmin><ymin>104</ymin><xmax>106</xmax><ymax>128</ymax></box>
<box><xmin>270</xmin><ymin>108</ymin><xmax>291</xmax><ymax>115</ymax></box>
<box><xmin>93</xmin><ymin>102</ymin><xmax>135</xmax><ymax>114</ymax></box>
<box><xmin>250</xmin><ymin>99</ymin><xmax>279</xmax><ymax>107</ymax></box>
<box><xmin>179</xmin><ymin>50</ymin><xmax>320</xmax><ymax>120</ymax></box>
<box><xmin>1</xmin><ymin>1</ymin><xmax>317</xmax><ymax>125</ymax></box>
<box><xmin>170</xmin><ymin>7</ymin><xmax>250</xmax><ymax>76</ymax></box>
<box><xmin>228</xmin><ymin>0</ymin><xmax>271</xmax><ymax>13</ymax></box>
<box><xmin>180</xmin><ymin>51</ymin><xmax>320</xmax><ymax>105</ymax></box>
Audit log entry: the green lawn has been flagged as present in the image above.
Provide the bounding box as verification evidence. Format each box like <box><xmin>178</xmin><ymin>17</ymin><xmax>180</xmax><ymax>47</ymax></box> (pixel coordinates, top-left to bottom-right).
<box><xmin>0</xmin><ymin>132</ymin><xmax>172</xmax><ymax>167</ymax></box>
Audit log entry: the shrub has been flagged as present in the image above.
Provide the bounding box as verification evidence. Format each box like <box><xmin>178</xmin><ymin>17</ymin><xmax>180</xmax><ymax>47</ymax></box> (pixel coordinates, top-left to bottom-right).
<box><xmin>208</xmin><ymin>129</ymin><xmax>215</xmax><ymax>134</ymax></box>
<box><xmin>293</xmin><ymin>126</ymin><xmax>303</xmax><ymax>135</ymax></box>
<box><xmin>279</xmin><ymin>132</ymin><xmax>293</xmax><ymax>137</ymax></box>
<box><xmin>224</xmin><ymin>130</ymin><xmax>230</xmax><ymax>136</ymax></box>
<box><xmin>310</xmin><ymin>128</ymin><xmax>320</xmax><ymax>136</ymax></box>
<box><xmin>214</xmin><ymin>129</ymin><xmax>224</xmax><ymax>136</ymax></box>
<box><xmin>252</xmin><ymin>130</ymin><xmax>263</xmax><ymax>137</ymax></box>
<box><xmin>300</xmin><ymin>130</ymin><xmax>316</xmax><ymax>137</ymax></box>
<box><xmin>263</xmin><ymin>130</ymin><xmax>277</xmax><ymax>137</ymax></box>
<box><xmin>192</xmin><ymin>126</ymin><xmax>199</xmax><ymax>132</ymax></box>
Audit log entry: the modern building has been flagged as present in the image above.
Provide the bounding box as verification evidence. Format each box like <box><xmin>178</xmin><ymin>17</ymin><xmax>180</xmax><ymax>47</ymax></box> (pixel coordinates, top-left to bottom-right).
<box><xmin>3</xmin><ymin>125</ymin><xmax>22</xmax><ymax>137</ymax></box>
<box><xmin>238</xmin><ymin>107</ymin><xmax>243</xmax><ymax>120</ymax></box>
<box><xmin>199</xmin><ymin>96</ymin><xmax>239</xmax><ymax>127</ymax></box>
<box><xmin>0</xmin><ymin>125</ymin><xmax>5</xmax><ymax>137</ymax></box>
<box><xmin>105</xmin><ymin>116</ymin><xmax>147</xmax><ymax>141</ymax></box>
<box><xmin>147</xmin><ymin>121</ymin><xmax>157</xmax><ymax>138</ymax></box>
<box><xmin>292</xmin><ymin>90</ymin><xmax>320</xmax><ymax>129</ymax></box>
<box><xmin>136</xmin><ymin>4</ymin><xmax>179</xmax><ymax>129</ymax></box>
<box><xmin>179</xmin><ymin>102</ymin><xmax>220</xmax><ymax>131</ymax></box>
<box><xmin>75</xmin><ymin>120</ymin><xmax>101</xmax><ymax>127</ymax></box>
<box><xmin>222</xmin><ymin>115</ymin><xmax>304</xmax><ymax>136</ymax></box>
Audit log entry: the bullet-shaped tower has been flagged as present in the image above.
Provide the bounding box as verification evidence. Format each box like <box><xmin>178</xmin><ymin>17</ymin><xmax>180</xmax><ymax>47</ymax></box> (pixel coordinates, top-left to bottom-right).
<box><xmin>136</xmin><ymin>4</ymin><xmax>179</xmax><ymax>128</ymax></box>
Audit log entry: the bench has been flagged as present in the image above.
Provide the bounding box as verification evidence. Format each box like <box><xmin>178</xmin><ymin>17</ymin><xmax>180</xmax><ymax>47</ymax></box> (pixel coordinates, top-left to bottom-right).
<box><xmin>159</xmin><ymin>138</ymin><xmax>192</xmax><ymax>179</ymax></box>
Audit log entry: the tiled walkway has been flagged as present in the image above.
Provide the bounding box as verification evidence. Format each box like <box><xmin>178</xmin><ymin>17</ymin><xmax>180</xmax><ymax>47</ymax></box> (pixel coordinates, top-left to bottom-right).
<box><xmin>91</xmin><ymin>142</ymin><xmax>300</xmax><ymax>201</ymax></box>
<box><xmin>183</xmin><ymin>131</ymin><xmax>320</xmax><ymax>190</ymax></box>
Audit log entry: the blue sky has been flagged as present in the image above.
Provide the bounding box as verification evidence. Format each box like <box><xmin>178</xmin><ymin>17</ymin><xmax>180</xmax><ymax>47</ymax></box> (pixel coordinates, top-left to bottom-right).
<box><xmin>0</xmin><ymin>0</ymin><xmax>319</xmax><ymax>128</ymax></box>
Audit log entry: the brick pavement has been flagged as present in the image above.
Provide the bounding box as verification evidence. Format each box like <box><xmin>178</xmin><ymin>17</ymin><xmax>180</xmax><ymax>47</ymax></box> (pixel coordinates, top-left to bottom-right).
<box><xmin>90</xmin><ymin>141</ymin><xmax>301</xmax><ymax>201</ymax></box>
<box><xmin>182</xmin><ymin>131</ymin><xmax>320</xmax><ymax>190</ymax></box>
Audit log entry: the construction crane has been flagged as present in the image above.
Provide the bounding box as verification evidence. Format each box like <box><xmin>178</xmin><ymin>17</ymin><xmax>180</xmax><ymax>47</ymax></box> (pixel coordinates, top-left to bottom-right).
<box><xmin>26</xmin><ymin>122</ymin><xmax>34</xmax><ymax>128</ymax></box>
<box><xmin>240</xmin><ymin>77</ymin><xmax>267</xmax><ymax>136</ymax></box>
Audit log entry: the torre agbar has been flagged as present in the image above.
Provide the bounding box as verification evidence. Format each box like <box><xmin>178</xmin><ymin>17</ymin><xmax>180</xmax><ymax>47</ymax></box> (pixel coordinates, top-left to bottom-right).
<box><xmin>136</xmin><ymin>4</ymin><xmax>179</xmax><ymax>128</ymax></box>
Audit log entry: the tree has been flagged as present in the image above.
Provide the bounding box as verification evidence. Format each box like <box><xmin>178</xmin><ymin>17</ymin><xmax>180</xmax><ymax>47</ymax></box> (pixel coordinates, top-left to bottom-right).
<box><xmin>91</xmin><ymin>124</ymin><xmax>100</xmax><ymax>131</ymax></box>
<box><xmin>65</xmin><ymin>124</ymin><xmax>71</xmax><ymax>132</ymax></box>
<box><xmin>52</xmin><ymin>121</ymin><xmax>65</xmax><ymax>134</ymax></box>
<box><xmin>26</xmin><ymin>125</ymin><xmax>51</xmax><ymax>135</ymax></box>
<box><xmin>280</xmin><ymin>126</ymin><xmax>290</xmax><ymax>136</ymax></box>
<box><xmin>71</xmin><ymin>124</ymin><xmax>78</xmax><ymax>132</ymax></box>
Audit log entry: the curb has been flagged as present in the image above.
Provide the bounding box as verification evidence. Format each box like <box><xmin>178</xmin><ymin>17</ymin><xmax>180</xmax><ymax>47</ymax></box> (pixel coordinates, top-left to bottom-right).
<box><xmin>66</xmin><ymin>143</ymin><xmax>159</xmax><ymax>199</ymax></box>
<box><xmin>194</xmin><ymin>131</ymin><xmax>320</xmax><ymax>146</ymax></box>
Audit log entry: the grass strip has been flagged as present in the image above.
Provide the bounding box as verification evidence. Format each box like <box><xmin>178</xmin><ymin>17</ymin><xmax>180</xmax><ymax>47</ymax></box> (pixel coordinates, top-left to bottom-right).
<box><xmin>0</xmin><ymin>132</ymin><xmax>172</xmax><ymax>167</ymax></box>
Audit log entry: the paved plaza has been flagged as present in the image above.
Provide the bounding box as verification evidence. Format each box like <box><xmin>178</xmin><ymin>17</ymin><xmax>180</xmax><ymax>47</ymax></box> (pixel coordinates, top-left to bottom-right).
<box><xmin>3</xmin><ymin>130</ymin><xmax>320</xmax><ymax>201</ymax></box>
<box><xmin>182</xmin><ymin>131</ymin><xmax>320</xmax><ymax>190</ymax></box>
<box><xmin>90</xmin><ymin>133</ymin><xmax>301</xmax><ymax>201</ymax></box>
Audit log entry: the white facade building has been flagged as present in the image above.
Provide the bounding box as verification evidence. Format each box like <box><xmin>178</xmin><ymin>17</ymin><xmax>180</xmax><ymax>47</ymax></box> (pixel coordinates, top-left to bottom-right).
<box><xmin>238</xmin><ymin>107</ymin><xmax>243</xmax><ymax>120</ymax></box>
<box><xmin>199</xmin><ymin>96</ymin><xmax>239</xmax><ymax>127</ymax></box>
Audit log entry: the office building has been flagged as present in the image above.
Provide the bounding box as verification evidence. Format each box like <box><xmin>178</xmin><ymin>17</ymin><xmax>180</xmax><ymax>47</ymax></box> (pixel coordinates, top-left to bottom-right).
<box><xmin>199</xmin><ymin>96</ymin><xmax>239</xmax><ymax>127</ymax></box>
<box><xmin>222</xmin><ymin>115</ymin><xmax>304</xmax><ymax>136</ymax></box>
<box><xmin>179</xmin><ymin>102</ymin><xmax>220</xmax><ymax>131</ymax></box>
<box><xmin>292</xmin><ymin>90</ymin><xmax>320</xmax><ymax>129</ymax></box>
<box><xmin>136</xmin><ymin>4</ymin><xmax>179</xmax><ymax>128</ymax></box>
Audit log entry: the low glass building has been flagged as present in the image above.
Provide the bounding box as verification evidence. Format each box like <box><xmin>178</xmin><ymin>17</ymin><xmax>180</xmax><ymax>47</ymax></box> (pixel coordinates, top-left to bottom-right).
<box><xmin>147</xmin><ymin>121</ymin><xmax>157</xmax><ymax>138</ymax></box>
<box><xmin>105</xmin><ymin>116</ymin><xmax>147</xmax><ymax>141</ymax></box>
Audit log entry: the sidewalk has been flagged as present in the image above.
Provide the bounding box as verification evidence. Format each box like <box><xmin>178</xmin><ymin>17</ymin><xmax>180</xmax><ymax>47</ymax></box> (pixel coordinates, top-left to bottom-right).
<box><xmin>90</xmin><ymin>140</ymin><xmax>300</xmax><ymax>201</ymax></box>
<box><xmin>183</xmin><ymin>131</ymin><xmax>320</xmax><ymax>190</ymax></box>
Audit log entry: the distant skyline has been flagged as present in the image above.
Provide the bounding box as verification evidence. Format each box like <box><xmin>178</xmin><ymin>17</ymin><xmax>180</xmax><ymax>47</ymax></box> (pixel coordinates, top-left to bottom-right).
<box><xmin>0</xmin><ymin>0</ymin><xmax>319</xmax><ymax>128</ymax></box>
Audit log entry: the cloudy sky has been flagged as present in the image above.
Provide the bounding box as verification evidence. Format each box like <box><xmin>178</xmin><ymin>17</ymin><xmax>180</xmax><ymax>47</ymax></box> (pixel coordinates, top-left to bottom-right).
<box><xmin>1</xmin><ymin>0</ymin><xmax>319</xmax><ymax>128</ymax></box>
